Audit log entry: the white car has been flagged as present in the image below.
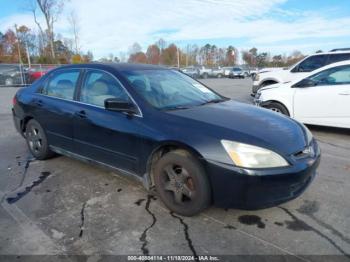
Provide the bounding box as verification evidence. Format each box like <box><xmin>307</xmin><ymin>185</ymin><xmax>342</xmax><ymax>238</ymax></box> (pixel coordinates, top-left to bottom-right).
<box><xmin>252</xmin><ymin>49</ymin><xmax>350</xmax><ymax>96</ymax></box>
<box><xmin>254</xmin><ymin>60</ymin><xmax>350</xmax><ymax>129</ymax></box>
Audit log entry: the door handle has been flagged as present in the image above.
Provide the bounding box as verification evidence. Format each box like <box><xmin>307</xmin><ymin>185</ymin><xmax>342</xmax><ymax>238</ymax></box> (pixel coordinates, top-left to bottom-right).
<box><xmin>75</xmin><ymin>110</ymin><xmax>87</xmax><ymax>119</ymax></box>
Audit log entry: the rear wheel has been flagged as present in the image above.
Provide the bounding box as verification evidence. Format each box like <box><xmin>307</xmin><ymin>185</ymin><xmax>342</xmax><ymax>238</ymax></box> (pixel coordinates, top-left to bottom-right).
<box><xmin>25</xmin><ymin>119</ymin><xmax>55</xmax><ymax>160</ymax></box>
<box><xmin>153</xmin><ymin>150</ymin><xmax>211</xmax><ymax>216</ymax></box>
<box><xmin>264</xmin><ymin>102</ymin><xmax>290</xmax><ymax>116</ymax></box>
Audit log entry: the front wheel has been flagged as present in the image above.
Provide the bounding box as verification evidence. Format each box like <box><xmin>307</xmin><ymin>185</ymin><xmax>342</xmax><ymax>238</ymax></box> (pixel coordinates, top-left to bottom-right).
<box><xmin>153</xmin><ymin>150</ymin><xmax>211</xmax><ymax>216</ymax></box>
<box><xmin>263</xmin><ymin>102</ymin><xmax>290</xmax><ymax>116</ymax></box>
<box><xmin>25</xmin><ymin>119</ymin><xmax>55</xmax><ymax>160</ymax></box>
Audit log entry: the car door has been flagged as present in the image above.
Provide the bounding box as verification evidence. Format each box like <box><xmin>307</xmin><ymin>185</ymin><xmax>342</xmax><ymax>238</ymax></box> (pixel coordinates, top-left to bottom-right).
<box><xmin>32</xmin><ymin>69</ymin><xmax>82</xmax><ymax>151</ymax></box>
<box><xmin>73</xmin><ymin>69</ymin><xmax>143</xmax><ymax>173</ymax></box>
<box><xmin>293</xmin><ymin>65</ymin><xmax>350</xmax><ymax>127</ymax></box>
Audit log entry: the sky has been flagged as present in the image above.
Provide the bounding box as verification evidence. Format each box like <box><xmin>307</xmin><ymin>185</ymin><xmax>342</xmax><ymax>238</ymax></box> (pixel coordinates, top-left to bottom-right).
<box><xmin>0</xmin><ymin>0</ymin><xmax>350</xmax><ymax>59</ymax></box>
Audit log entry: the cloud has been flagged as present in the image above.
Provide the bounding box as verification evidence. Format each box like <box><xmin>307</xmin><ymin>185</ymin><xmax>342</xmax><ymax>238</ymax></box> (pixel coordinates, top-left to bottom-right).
<box><xmin>65</xmin><ymin>0</ymin><xmax>288</xmax><ymax>57</ymax></box>
<box><xmin>0</xmin><ymin>13</ymin><xmax>40</xmax><ymax>32</ymax></box>
<box><xmin>1</xmin><ymin>0</ymin><xmax>350</xmax><ymax>58</ymax></box>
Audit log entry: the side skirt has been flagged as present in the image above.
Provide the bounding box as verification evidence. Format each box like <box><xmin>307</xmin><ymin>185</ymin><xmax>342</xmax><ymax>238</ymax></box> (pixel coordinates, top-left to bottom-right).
<box><xmin>49</xmin><ymin>145</ymin><xmax>151</xmax><ymax>190</ymax></box>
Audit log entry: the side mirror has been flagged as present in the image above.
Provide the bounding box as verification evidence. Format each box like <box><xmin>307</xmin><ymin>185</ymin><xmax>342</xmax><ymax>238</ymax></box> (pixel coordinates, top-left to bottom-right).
<box><xmin>292</xmin><ymin>78</ymin><xmax>317</xmax><ymax>88</ymax></box>
<box><xmin>104</xmin><ymin>98</ymin><xmax>138</xmax><ymax>115</ymax></box>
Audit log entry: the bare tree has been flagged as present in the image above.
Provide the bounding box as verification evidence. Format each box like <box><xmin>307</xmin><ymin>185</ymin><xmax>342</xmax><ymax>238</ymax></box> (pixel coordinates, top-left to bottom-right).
<box><xmin>28</xmin><ymin>0</ymin><xmax>64</xmax><ymax>60</ymax></box>
<box><xmin>68</xmin><ymin>11</ymin><xmax>80</xmax><ymax>54</ymax></box>
<box><xmin>128</xmin><ymin>42</ymin><xmax>142</xmax><ymax>55</ymax></box>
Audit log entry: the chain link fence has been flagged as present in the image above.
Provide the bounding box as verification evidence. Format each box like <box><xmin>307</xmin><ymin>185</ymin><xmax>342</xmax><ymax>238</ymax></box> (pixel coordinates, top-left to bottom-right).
<box><xmin>0</xmin><ymin>64</ymin><xmax>59</xmax><ymax>87</ymax></box>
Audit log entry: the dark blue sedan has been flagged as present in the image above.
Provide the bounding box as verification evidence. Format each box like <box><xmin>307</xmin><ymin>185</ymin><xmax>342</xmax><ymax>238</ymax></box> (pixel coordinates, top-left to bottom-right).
<box><xmin>12</xmin><ymin>63</ymin><xmax>320</xmax><ymax>216</ymax></box>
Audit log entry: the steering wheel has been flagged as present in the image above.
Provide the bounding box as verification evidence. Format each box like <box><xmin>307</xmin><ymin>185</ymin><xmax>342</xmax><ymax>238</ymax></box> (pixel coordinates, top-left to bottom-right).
<box><xmin>319</xmin><ymin>76</ymin><xmax>336</xmax><ymax>85</ymax></box>
<box><xmin>167</xmin><ymin>91</ymin><xmax>182</xmax><ymax>102</ymax></box>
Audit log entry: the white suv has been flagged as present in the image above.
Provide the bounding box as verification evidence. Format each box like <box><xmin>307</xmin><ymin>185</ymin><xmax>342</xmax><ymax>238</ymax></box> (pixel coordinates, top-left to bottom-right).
<box><xmin>251</xmin><ymin>49</ymin><xmax>350</xmax><ymax>96</ymax></box>
<box><xmin>254</xmin><ymin>60</ymin><xmax>350</xmax><ymax>129</ymax></box>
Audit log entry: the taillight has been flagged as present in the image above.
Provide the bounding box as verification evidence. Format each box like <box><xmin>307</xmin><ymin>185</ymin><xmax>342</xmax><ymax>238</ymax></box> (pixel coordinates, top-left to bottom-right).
<box><xmin>12</xmin><ymin>96</ymin><xmax>17</xmax><ymax>106</ymax></box>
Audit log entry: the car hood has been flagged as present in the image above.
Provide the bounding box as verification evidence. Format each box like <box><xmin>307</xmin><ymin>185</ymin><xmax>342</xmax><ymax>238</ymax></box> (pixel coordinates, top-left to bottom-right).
<box><xmin>259</xmin><ymin>82</ymin><xmax>291</xmax><ymax>92</ymax></box>
<box><xmin>168</xmin><ymin>100</ymin><xmax>306</xmax><ymax>155</ymax></box>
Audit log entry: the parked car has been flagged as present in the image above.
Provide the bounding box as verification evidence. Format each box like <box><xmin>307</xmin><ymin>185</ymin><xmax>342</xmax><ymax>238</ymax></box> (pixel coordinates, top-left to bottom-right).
<box><xmin>28</xmin><ymin>66</ymin><xmax>55</xmax><ymax>83</ymax></box>
<box><xmin>210</xmin><ymin>67</ymin><xmax>224</xmax><ymax>78</ymax></box>
<box><xmin>249</xmin><ymin>67</ymin><xmax>259</xmax><ymax>79</ymax></box>
<box><xmin>223</xmin><ymin>67</ymin><xmax>232</xmax><ymax>77</ymax></box>
<box><xmin>197</xmin><ymin>66</ymin><xmax>212</xmax><ymax>79</ymax></box>
<box><xmin>254</xmin><ymin>60</ymin><xmax>350</xmax><ymax>128</ymax></box>
<box><xmin>13</xmin><ymin>63</ymin><xmax>320</xmax><ymax>216</ymax></box>
<box><xmin>181</xmin><ymin>67</ymin><xmax>199</xmax><ymax>78</ymax></box>
<box><xmin>252</xmin><ymin>49</ymin><xmax>350</xmax><ymax>96</ymax></box>
<box><xmin>229</xmin><ymin>67</ymin><xmax>245</xmax><ymax>78</ymax></box>
<box><xmin>0</xmin><ymin>64</ymin><xmax>28</xmax><ymax>86</ymax></box>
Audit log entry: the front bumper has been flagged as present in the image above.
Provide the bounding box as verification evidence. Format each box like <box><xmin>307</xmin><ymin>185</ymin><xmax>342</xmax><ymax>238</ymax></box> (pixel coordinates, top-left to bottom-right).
<box><xmin>251</xmin><ymin>84</ymin><xmax>260</xmax><ymax>96</ymax></box>
<box><xmin>205</xmin><ymin>141</ymin><xmax>321</xmax><ymax>209</ymax></box>
<box><xmin>230</xmin><ymin>73</ymin><xmax>244</xmax><ymax>78</ymax></box>
<box><xmin>12</xmin><ymin>108</ymin><xmax>22</xmax><ymax>134</ymax></box>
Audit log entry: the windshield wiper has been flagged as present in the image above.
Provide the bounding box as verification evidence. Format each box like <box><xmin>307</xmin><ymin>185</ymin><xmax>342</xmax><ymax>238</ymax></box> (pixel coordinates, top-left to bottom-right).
<box><xmin>200</xmin><ymin>98</ymin><xmax>226</xmax><ymax>105</ymax></box>
<box><xmin>162</xmin><ymin>105</ymin><xmax>191</xmax><ymax>111</ymax></box>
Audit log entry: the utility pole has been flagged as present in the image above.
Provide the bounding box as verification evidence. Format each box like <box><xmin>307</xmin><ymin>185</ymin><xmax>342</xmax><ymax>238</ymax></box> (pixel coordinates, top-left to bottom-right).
<box><xmin>14</xmin><ymin>24</ymin><xmax>23</xmax><ymax>64</ymax></box>
<box><xmin>25</xmin><ymin>41</ymin><xmax>31</xmax><ymax>68</ymax></box>
<box><xmin>177</xmin><ymin>47</ymin><xmax>180</xmax><ymax>68</ymax></box>
<box><xmin>186</xmin><ymin>44</ymin><xmax>189</xmax><ymax>67</ymax></box>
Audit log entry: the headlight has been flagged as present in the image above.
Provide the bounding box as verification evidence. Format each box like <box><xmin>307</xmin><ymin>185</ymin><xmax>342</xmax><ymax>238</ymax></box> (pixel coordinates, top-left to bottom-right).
<box><xmin>255</xmin><ymin>92</ymin><xmax>261</xmax><ymax>99</ymax></box>
<box><xmin>301</xmin><ymin>123</ymin><xmax>313</xmax><ymax>145</ymax></box>
<box><xmin>221</xmin><ymin>140</ymin><xmax>289</xmax><ymax>168</ymax></box>
<box><xmin>254</xmin><ymin>74</ymin><xmax>260</xmax><ymax>81</ymax></box>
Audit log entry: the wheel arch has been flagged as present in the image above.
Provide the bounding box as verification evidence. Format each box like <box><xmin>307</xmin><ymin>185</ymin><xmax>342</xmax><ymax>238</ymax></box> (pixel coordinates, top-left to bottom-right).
<box><xmin>261</xmin><ymin>100</ymin><xmax>290</xmax><ymax>116</ymax></box>
<box><xmin>259</xmin><ymin>78</ymin><xmax>279</xmax><ymax>87</ymax></box>
<box><xmin>145</xmin><ymin>141</ymin><xmax>205</xmax><ymax>188</ymax></box>
<box><xmin>21</xmin><ymin>115</ymin><xmax>35</xmax><ymax>135</ymax></box>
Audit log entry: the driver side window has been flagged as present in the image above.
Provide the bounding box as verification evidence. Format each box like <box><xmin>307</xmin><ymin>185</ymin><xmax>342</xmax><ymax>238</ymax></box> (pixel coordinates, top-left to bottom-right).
<box><xmin>80</xmin><ymin>70</ymin><xmax>130</xmax><ymax>107</ymax></box>
<box><xmin>310</xmin><ymin>65</ymin><xmax>350</xmax><ymax>86</ymax></box>
<box><xmin>294</xmin><ymin>55</ymin><xmax>326</xmax><ymax>73</ymax></box>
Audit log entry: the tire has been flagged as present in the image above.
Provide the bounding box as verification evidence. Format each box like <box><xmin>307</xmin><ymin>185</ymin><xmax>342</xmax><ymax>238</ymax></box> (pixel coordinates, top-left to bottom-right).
<box><xmin>202</xmin><ymin>73</ymin><xmax>208</xmax><ymax>79</ymax></box>
<box><xmin>217</xmin><ymin>74</ymin><xmax>223</xmax><ymax>78</ymax></box>
<box><xmin>263</xmin><ymin>102</ymin><xmax>290</xmax><ymax>116</ymax></box>
<box><xmin>153</xmin><ymin>150</ymin><xmax>211</xmax><ymax>216</ymax></box>
<box><xmin>25</xmin><ymin>119</ymin><xmax>55</xmax><ymax>160</ymax></box>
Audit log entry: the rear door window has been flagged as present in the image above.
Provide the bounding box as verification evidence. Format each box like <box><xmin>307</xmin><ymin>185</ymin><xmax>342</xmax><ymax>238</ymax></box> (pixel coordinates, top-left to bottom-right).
<box><xmin>327</xmin><ymin>53</ymin><xmax>350</xmax><ymax>65</ymax></box>
<box><xmin>41</xmin><ymin>70</ymin><xmax>80</xmax><ymax>100</ymax></box>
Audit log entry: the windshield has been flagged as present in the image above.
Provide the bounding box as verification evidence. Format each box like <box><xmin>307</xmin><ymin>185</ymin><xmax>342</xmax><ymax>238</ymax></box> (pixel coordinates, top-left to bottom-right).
<box><xmin>121</xmin><ymin>69</ymin><xmax>225</xmax><ymax>110</ymax></box>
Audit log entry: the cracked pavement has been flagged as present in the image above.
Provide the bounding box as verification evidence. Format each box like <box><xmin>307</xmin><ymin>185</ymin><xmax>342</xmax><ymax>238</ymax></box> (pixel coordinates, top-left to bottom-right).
<box><xmin>0</xmin><ymin>79</ymin><xmax>349</xmax><ymax>260</ymax></box>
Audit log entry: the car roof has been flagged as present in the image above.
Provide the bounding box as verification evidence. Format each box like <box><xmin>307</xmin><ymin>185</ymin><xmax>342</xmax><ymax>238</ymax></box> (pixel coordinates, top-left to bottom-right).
<box><xmin>308</xmin><ymin>50</ymin><xmax>350</xmax><ymax>57</ymax></box>
<box><xmin>56</xmin><ymin>63</ymin><xmax>169</xmax><ymax>72</ymax></box>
